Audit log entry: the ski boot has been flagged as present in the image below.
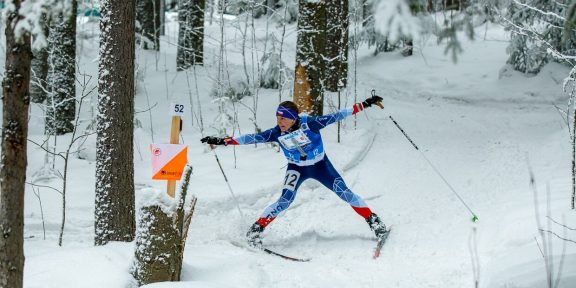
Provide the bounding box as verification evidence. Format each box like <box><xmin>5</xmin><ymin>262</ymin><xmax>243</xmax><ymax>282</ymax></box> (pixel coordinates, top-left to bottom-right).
<box><xmin>246</xmin><ymin>222</ymin><xmax>265</xmax><ymax>249</ymax></box>
<box><xmin>366</xmin><ymin>213</ymin><xmax>387</xmax><ymax>239</ymax></box>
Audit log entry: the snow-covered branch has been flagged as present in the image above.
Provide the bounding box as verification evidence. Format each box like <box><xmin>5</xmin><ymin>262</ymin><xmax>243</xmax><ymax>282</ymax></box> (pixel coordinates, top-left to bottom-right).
<box><xmin>512</xmin><ymin>0</ymin><xmax>566</xmax><ymax>22</ymax></box>
<box><xmin>373</xmin><ymin>0</ymin><xmax>421</xmax><ymax>42</ymax></box>
<box><xmin>3</xmin><ymin>0</ymin><xmax>73</xmax><ymax>49</ymax></box>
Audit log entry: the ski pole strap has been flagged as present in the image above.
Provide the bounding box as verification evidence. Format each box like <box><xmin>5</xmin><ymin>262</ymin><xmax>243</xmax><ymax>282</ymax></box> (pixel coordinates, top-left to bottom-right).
<box><xmin>371</xmin><ymin>89</ymin><xmax>385</xmax><ymax>110</ymax></box>
<box><xmin>389</xmin><ymin>116</ymin><xmax>419</xmax><ymax>150</ymax></box>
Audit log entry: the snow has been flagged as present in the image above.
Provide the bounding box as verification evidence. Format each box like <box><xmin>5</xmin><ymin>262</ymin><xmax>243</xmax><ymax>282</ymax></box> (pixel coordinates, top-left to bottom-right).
<box><xmin>136</xmin><ymin>188</ymin><xmax>177</xmax><ymax>216</ymax></box>
<box><xmin>0</xmin><ymin>9</ymin><xmax>575</xmax><ymax>288</ymax></box>
<box><xmin>5</xmin><ymin>0</ymin><xmax>74</xmax><ymax>49</ymax></box>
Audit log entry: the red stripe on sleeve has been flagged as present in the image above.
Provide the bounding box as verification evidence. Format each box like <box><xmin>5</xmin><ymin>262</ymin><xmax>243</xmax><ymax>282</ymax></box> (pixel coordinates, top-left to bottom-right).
<box><xmin>224</xmin><ymin>137</ymin><xmax>239</xmax><ymax>146</ymax></box>
<box><xmin>352</xmin><ymin>103</ymin><xmax>364</xmax><ymax>115</ymax></box>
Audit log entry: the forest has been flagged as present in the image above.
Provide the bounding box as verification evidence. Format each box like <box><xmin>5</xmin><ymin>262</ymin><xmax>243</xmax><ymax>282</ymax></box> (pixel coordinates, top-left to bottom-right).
<box><xmin>1</xmin><ymin>0</ymin><xmax>576</xmax><ymax>287</ymax></box>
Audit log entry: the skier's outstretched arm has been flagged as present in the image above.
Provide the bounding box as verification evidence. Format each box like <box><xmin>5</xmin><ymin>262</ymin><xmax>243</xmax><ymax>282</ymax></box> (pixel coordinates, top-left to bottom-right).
<box><xmin>200</xmin><ymin>127</ymin><xmax>280</xmax><ymax>146</ymax></box>
<box><xmin>307</xmin><ymin>95</ymin><xmax>383</xmax><ymax>131</ymax></box>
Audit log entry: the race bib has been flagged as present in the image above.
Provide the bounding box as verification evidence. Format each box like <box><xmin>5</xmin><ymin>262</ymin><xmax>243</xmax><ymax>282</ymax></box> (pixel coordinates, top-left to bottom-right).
<box><xmin>278</xmin><ymin>129</ymin><xmax>311</xmax><ymax>150</ymax></box>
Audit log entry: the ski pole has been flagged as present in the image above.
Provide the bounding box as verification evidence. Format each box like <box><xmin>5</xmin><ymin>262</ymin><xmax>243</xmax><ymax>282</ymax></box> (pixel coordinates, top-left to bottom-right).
<box><xmin>388</xmin><ymin>115</ymin><xmax>479</xmax><ymax>223</ymax></box>
<box><xmin>209</xmin><ymin>144</ymin><xmax>247</xmax><ymax>224</ymax></box>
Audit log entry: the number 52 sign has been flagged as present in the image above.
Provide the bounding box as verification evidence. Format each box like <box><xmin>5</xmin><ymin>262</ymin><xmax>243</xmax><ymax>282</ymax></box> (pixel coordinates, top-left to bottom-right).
<box><xmin>170</xmin><ymin>103</ymin><xmax>186</xmax><ymax>116</ymax></box>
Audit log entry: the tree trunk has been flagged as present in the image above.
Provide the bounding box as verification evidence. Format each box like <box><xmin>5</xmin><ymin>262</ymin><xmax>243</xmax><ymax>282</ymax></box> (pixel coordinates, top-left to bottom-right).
<box><xmin>132</xmin><ymin>205</ymin><xmax>182</xmax><ymax>285</ymax></box>
<box><xmin>572</xmin><ymin>77</ymin><xmax>576</xmax><ymax>209</ymax></box>
<box><xmin>30</xmin><ymin>13</ymin><xmax>51</xmax><ymax>104</ymax></box>
<box><xmin>0</xmin><ymin>2</ymin><xmax>31</xmax><ymax>287</ymax></box>
<box><xmin>362</xmin><ymin>0</ymin><xmax>370</xmax><ymax>27</ymax></box>
<box><xmin>46</xmin><ymin>1</ymin><xmax>77</xmax><ymax>135</ymax></box>
<box><xmin>294</xmin><ymin>0</ymin><xmax>326</xmax><ymax>115</ymax></box>
<box><xmin>324</xmin><ymin>0</ymin><xmax>348</xmax><ymax>92</ymax></box>
<box><xmin>266</xmin><ymin>0</ymin><xmax>277</xmax><ymax>16</ymax></box>
<box><xmin>177</xmin><ymin>0</ymin><xmax>205</xmax><ymax>70</ymax></box>
<box><xmin>132</xmin><ymin>167</ymin><xmax>196</xmax><ymax>286</ymax></box>
<box><xmin>160</xmin><ymin>0</ymin><xmax>166</xmax><ymax>36</ymax></box>
<box><xmin>95</xmin><ymin>0</ymin><xmax>136</xmax><ymax>246</ymax></box>
<box><xmin>137</xmin><ymin>0</ymin><xmax>161</xmax><ymax>50</ymax></box>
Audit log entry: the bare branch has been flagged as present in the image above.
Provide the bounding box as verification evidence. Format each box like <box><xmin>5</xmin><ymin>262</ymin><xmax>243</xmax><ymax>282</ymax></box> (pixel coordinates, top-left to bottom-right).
<box><xmin>26</xmin><ymin>182</ymin><xmax>63</xmax><ymax>195</ymax></box>
<box><xmin>540</xmin><ymin>229</ymin><xmax>576</xmax><ymax>244</ymax></box>
<box><xmin>547</xmin><ymin>216</ymin><xmax>576</xmax><ymax>231</ymax></box>
<box><xmin>135</xmin><ymin>102</ymin><xmax>158</xmax><ymax>114</ymax></box>
<box><xmin>512</xmin><ymin>0</ymin><xmax>566</xmax><ymax>22</ymax></box>
<box><xmin>28</xmin><ymin>138</ymin><xmax>66</xmax><ymax>160</ymax></box>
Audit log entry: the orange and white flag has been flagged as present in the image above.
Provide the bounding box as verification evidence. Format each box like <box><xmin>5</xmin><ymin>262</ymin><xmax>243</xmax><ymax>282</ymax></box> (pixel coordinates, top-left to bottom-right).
<box><xmin>150</xmin><ymin>144</ymin><xmax>188</xmax><ymax>180</ymax></box>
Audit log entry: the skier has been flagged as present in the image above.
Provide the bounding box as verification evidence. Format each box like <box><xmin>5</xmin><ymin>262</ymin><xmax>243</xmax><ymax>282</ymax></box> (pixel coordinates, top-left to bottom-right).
<box><xmin>201</xmin><ymin>95</ymin><xmax>388</xmax><ymax>248</ymax></box>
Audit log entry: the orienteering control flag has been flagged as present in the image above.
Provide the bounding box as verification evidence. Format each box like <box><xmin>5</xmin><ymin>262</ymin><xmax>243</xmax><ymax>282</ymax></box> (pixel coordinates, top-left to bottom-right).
<box><xmin>150</xmin><ymin>143</ymin><xmax>188</xmax><ymax>180</ymax></box>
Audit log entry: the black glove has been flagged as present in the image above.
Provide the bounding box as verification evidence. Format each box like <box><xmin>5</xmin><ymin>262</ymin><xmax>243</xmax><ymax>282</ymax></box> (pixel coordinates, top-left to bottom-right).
<box><xmin>201</xmin><ymin>136</ymin><xmax>226</xmax><ymax>145</ymax></box>
<box><xmin>362</xmin><ymin>95</ymin><xmax>384</xmax><ymax>108</ymax></box>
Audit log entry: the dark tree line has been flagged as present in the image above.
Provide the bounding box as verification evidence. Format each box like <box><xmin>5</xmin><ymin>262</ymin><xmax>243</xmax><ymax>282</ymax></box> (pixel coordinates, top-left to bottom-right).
<box><xmin>137</xmin><ymin>0</ymin><xmax>161</xmax><ymax>50</ymax></box>
<box><xmin>177</xmin><ymin>0</ymin><xmax>205</xmax><ymax>69</ymax></box>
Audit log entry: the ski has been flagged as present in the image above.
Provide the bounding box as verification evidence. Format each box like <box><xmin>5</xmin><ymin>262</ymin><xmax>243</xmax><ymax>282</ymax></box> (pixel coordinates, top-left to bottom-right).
<box><xmin>373</xmin><ymin>228</ymin><xmax>392</xmax><ymax>259</ymax></box>
<box><xmin>263</xmin><ymin>247</ymin><xmax>311</xmax><ymax>262</ymax></box>
<box><xmin>230</xmin><ymin>240</ymin><xmax>310</xmax><ymax>262</ymax></box>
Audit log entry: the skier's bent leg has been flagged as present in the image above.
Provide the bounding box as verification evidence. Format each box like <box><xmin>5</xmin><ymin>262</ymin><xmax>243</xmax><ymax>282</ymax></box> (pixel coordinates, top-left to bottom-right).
<box><xmin>246</xmin><ymin>190</ymin><xmax>295</xmax><ymax>248</ymax></box>
<box><xmin>328</xmin><ymin>175</ymin><xmax>388</xmax><ymax>237</ymax></box>
<box><xmin>315</xmin><ymin>158</ymin><xmax>387</xmax><ymax>238</ymax></box>
<box><xmin>256</xmin><ymin>188</ymin><xmax>296</xmax><ymax>227</ymax></box>
<box><xmin>247</xmin><ymin>167</ymin><xmax>304</xmax><ymax>247</ymax></box>
<box><xmin>315</xmin><ymin>158</ymin><xmax>373</xmax><ymax>218</ymax></box>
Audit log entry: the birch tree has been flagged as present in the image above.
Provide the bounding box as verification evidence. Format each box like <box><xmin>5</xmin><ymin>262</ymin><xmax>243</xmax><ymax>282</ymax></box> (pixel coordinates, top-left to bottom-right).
<box><xmin>95</xmin><ymin>0</ymin><xmax>136</xmax><ymax>245</ymax></box>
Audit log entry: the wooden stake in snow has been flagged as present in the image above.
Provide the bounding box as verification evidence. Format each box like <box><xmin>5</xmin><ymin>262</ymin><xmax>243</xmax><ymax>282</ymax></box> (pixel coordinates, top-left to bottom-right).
<box><xmin>167</xmin><ymin>103</ymin><xmax>185</xmax><ymax>197</ymax></box>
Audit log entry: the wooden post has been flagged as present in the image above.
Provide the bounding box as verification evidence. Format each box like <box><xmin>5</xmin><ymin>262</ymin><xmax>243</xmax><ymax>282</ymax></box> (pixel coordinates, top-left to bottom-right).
<box><xmin>167</xmin><ymin>115</ymin><xmax>181</xmax><ymax>198</ymax></box>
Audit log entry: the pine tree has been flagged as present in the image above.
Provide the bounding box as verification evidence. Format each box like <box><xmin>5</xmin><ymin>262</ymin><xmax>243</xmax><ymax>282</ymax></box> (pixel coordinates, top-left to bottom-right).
<box><xmin>361</xmin><ymin>0</ymin><xmax>399</xmax><ymax>56</ymax></box>
<box><xmin>177</xmin><ymin>0</ymin><xmax>205</xmax><ymax>70</ymax></box>
<box><xmin>0</xmin><ymin>1</ymin><xmax>31</xmax><ymax>287</ymax></box>
<box><xmin>294</xmin><ymin>0</ymin><xmax>327</xmax><ymax>115</ymax></box>
<box><xmin>136</xmin><ymin>0</ymin><xmax>161</xmax><ymax>50</ymax></box>
<box><xmin>30</xmin><ymin>13</ymin><xmax>51</xmax><ymax>104</ymax></box>
<box><xmin>505</xmin><ymin>0</ymin><xmax>576</xmax><ymax>74</ymax></box>
<box><xmin>95</xmin><ymin>0</ymin><xmax>136</xmax><ymax>246</ymax></box>
<box><xmin>46</xmin><ymin>0</ymin><xmax>77</xmax><ymax>135</ymax></box>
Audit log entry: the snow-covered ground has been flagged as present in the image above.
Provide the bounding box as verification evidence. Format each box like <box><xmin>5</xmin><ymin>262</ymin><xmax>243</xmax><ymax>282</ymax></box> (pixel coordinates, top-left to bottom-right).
<box><xmin>1</xmin><ymin>12</ymin><xmax>575</xmax><ymax>288</ymax></box>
